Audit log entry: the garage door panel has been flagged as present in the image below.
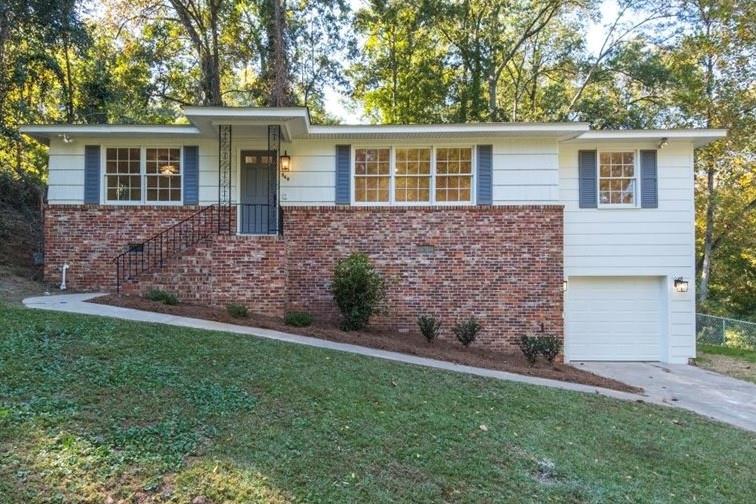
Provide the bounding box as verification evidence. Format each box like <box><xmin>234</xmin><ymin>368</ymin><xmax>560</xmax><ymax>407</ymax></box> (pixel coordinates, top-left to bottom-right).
<box><xmin>566</xmin><ymin>276</ymin><xmax>664</xmax><ymax>361</ymax></box>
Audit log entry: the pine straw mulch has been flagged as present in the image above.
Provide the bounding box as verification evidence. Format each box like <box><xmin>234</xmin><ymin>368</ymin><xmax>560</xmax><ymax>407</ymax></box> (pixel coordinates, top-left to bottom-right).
<box><xmin>90</xmin><ymin>294</ymin><xmax>641</xmax><ymax>393</ymax></box>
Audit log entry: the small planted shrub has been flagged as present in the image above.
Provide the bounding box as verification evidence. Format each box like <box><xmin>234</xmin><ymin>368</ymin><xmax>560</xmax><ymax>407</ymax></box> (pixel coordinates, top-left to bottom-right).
<box><xmin>518</xmin><ymin>335</ymin><xmax>542</xmax><ymax>366</ymax></box>
<box><xmin>285</xmin><ymin>311</ymin><xmax>313</xmax><ymax>327</ymax></box>
<box><xmin>331</xmin><ymin>252</ymin><xmax>385</xmax><ymax>331</ymax></box>
<box><xmin>453</xmin><ymin>317</ymin><xmax>481</xmax><ymax>347</ymax></box>
<box><xmin>518</xmin><ymin>334</ymin><xmax>563</xmax><ymax>365</ymax></box>
<box><xmin>145</xmin><ymin>288</ymin><xmax>179</xmax><ymax>306</ymax></box>
<box><xmin>417</xmin><ymin>315</ymin><xmax>441</xmax><ymax>343</ymax></box>
<box><xmin>226</xmin><ymin>303</ymin><xmax>249</xmax><ymax>319</ymax></box>
<box><xmin>539</xmin><ymin>335</ymin><xmax>562</xmax><ymax>363</ymax></box>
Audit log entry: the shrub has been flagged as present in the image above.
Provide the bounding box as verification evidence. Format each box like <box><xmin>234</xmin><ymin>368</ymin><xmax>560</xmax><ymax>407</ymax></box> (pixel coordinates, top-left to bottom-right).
<box><xmin>285</xmin><ymin>311</ymin><xmax>313</xmax><ymax>327</ymax></box>
<box><xmin>417</xmin><ymin>315</ymin><xmax>441</xmax><ymax>343</ymax></box>
<box><xmin>226</xmin><ymin>303</ymin><xmax>249</xmax><ymax>318</ymax></box>
<box><xmin>331</xmin><ymin>253</ymin><xmax>385</xmax><ymax>331</ymax></box>
<box><xmin>518</xmin><ymin>334</ymin><xmax>562</xmax><ymax>365</ymax></box>
<box><xmin>518</xmin><ymin>335</ymin><xmax>541</xmax><ymax>365</ymax></box>
<box><xmin>145</xmin><ymin>288</ymin><xmax>179</xmax><ymax>305</ymax></box>
<box><xmin>453</xmin><ymin>317</ymin><xmax>481</xmax><ymax>347</ymax></box>
<box><xmin>538</xmin><ymin>335</ymin><xmax>562</xmax><ymax>363</ymax></box>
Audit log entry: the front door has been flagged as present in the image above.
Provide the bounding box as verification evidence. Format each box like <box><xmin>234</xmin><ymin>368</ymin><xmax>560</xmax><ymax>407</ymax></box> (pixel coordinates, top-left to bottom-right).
<box><xmin>240</xmin><ymin>150</ymin><xmax>277</xmax><ymax>234</ymax></box>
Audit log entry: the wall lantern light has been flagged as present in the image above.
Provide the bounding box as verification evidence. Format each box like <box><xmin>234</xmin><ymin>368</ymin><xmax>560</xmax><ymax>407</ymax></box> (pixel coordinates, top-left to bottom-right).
<box><xmin>563</xmin><ymin>279</ymin><xmax>568</xmax><ymax>292</ymax></box>
<box><xmin>279</xmin><ymin>151</ymin><xmax>291</xmax><ymax>172</ymax></box>
<box><xmin>674</xmin><ymin>277</ymin><xmax>689</xmax><ymax>293</ymax></box>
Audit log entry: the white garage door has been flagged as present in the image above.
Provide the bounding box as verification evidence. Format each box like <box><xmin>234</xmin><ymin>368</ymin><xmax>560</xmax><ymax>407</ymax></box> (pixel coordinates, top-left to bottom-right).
<box><xmin>566</xmin><ymin>276</ymin><xmax>664</xmax><ymax>361</ymax></box>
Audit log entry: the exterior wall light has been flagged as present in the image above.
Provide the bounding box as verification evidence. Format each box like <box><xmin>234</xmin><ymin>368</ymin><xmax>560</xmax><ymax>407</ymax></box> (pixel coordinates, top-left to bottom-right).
<box><xmin>674</xmin><ymin>277</ymin><xmax>689</xmax><ymax>293</ymax></box>
<box><xmin>279</xmin><ymin>151</ymin><xmax>291</xmax><ymax>172</ymax></box>
<box><xmin>658</xmin><ymin>137</ymin><xmax>669</xmax><ymax>149</ymax></box>
<box><xmin>563</xmin><ymin>280</ymin><xmax>568</xmax><ymax>292</ymax></box>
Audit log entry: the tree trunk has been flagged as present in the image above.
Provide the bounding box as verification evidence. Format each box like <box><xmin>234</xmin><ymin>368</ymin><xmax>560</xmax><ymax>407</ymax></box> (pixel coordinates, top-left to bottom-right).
<box><xmin>265</xmin><ymin>0</ymin><xmax>292</xmax><ymax>107</ymax></box>
<box><xmin>698</xmin><ymin>163</ymin><xmax>716</xmax><ymax>302</ymax></box>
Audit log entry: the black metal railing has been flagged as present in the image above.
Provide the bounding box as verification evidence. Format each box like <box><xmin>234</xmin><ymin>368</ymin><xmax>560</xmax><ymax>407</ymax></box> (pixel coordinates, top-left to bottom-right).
<box><xmin>113</xmin><ymin>204</ymin><xmax>233</xmax><ymax>293</ymax></box>
<box><xmin>238</xmin><ymin>203</ymin><xmax>282</xmax><ymax>235</ymax></box>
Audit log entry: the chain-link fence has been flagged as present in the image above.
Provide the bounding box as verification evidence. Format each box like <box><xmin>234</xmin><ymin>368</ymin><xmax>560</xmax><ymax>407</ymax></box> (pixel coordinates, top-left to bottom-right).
<box><xmin>696</xmin><ymin>314</ymin><xmax>756</xmax><ymax>350</ymax></box>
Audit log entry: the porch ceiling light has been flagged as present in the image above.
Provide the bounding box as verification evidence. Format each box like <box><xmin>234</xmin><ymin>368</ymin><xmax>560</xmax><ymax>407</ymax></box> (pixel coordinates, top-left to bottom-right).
<box><xmin>674</xmin><ymin>277</ymin><xmax>689</xmax><ymax>293</ymax></box>
<box><xmin>280</xmin><ymin>150</ymin><xmax>291</xmax><ymax>172</ymax></box>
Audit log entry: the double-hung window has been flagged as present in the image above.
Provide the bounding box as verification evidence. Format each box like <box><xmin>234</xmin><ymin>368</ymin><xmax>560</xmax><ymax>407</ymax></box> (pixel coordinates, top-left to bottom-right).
<box><xmin>105</xmin><ymin>147</ymin><xmax>182</xmax><ymax>204</ymax></box>
<box><xmin>599</xmin><ymin>151</ymin><xmax>636</xmax><ymax>206</ymax></box>
<box><xmin>353</xmin><ymin>146</ymin><xmax>473</xmax><ymax>204</ymax></box>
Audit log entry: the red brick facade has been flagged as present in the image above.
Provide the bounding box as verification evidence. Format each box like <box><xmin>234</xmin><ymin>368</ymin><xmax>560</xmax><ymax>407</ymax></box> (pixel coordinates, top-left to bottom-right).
<box><xmin>44</xmin><ymin>204</ymin><xmax>563</xmax><ymax>351</ymax></box>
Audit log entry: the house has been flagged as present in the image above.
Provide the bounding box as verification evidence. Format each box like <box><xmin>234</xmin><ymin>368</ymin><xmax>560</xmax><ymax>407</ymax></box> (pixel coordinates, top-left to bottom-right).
<box><xmin>20</xmin><ymin>107</ymin><xmax>726</xmax><ymax>364</ymax></box>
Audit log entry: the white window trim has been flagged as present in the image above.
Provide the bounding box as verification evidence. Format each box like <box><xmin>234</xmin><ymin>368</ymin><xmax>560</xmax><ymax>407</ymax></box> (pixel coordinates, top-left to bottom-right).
<box><xmin>350</xmin><ymin>145</ymin><xmax>476</xmax><ymax>206</ymax></box>
<box><xmin>102</xmin><ymin>145</ymin><xmax>184</xmax><ymax>206</ymax></box>
<box><xmin>596</xmin><ymin>149</ymin><xmax>640</xmax><ymax>209</ymax></box>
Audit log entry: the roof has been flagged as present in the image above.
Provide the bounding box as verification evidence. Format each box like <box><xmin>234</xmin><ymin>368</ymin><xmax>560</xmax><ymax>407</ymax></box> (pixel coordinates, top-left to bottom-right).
<box><xmin>18</xmin><ymin>107</ymin><xmax>727</xmax><ymax>146</ymax></box>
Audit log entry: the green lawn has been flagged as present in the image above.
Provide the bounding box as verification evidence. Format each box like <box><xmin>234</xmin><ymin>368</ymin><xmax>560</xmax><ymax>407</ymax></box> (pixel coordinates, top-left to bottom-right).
<box><xmin>1</xmin><ymin>305</ymin><xmax>755</xmax><ymax>503</ymax></box>
<box><xmin>697</xmin><ymin>344</ymin><xmax>756</xmax><ymax>384</ymax></box>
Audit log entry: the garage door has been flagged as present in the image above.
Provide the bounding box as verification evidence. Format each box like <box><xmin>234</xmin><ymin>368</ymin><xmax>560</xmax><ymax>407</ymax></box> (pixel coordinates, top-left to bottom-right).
<box><xmin>566</xmin><ymin>276</ymin><xmax>664</xmax><ymax>361</ymax></box>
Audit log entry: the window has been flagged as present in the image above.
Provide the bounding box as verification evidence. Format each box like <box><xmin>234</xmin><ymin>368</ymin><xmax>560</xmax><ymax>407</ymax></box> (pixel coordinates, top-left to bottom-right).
<box><xmin>355</xmin><ymin>148</ymin><xmax>390</xmax><ymax>202</ymax></box>
<box><xmin>105</xmin><ymin>146</ymin><xmax>182</xmax><ymax>204</ymax></box>
<box><xmin>435</xmin><ymin>147</ymin><xmax>473</xmax><ymax>202</ymax></box>
<box><xmin>395</xmin><ymin>148</ymin><xmax>431</xmax><ymax>202</ymax></box>
<box><xmin>106</xmin><ymin>148</ymin><xmax>141</xmax><ymax>201</ymax></box>
<box><xmin>146</xmin><ymin>148</ymin><xmax>181</xmax><ymax>202</ymax></box>
<box><xmin>599</xmin><ymin>152</ymin><xmax>636</xmax><ymax>205</ymax></box>
<box><xmin>352</xmin><ymin>146</ymin><xmax>474</xmax><ymax>205</ymax></box>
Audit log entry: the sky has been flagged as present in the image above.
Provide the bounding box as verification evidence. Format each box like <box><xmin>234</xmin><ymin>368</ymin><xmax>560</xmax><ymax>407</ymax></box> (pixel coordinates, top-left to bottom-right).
<box><xmin>324</xmin><ymin>0</ymin><xmax>623</xmax><ymax>123</ymax></box>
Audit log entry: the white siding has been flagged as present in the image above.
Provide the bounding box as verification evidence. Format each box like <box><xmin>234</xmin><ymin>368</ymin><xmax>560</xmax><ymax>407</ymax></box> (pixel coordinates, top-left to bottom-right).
<box><xmin>47</xmin><ymin>138</ymin><xmax>85</xmax><ymax>204</ymax></box>
<box><xmin>492</xmin><ymin>138</ymin><xmax>559</xmax><ymax>203</ymax></box>
<box><xmin>560</xmin><ymin>141</ymin><xmax>697</xmax><ymax>363</ymax></box>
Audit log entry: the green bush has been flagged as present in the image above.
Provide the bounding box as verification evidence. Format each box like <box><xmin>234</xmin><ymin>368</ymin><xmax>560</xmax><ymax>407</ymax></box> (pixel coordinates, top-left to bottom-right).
<box><xmin>226</xmin><ymin>303</ymin><xmax>249</xmax><ymax>318</ymax></box>
<box><xmin>518</xmin><ymin>334</ymin><xmax>562</xmax><ymax>365</ymax></box>
<box><xmin>452</xmin><ymin>317</ymin><xmax>481</xmax><ymax>347</ymax></box>
<box><xmin>285</xmin><ymin>311</ymin><xmax>313</xmax><ymax>327</ymax></box>
<box><xmin>538</xmin><ymin>335</ymin><xmax>562</xmax><ymax>363</ymax></box>
<box><xmin>331</xmin><ymin>253</ymin><xmax>385</xmax><ymax>331</ymax></box>
<box><xmin>145</xmin><ymin>289</ymin><xmax>179</xmax><ymax>306</ymax></box>
<box><xmin>417</xmin><ymin>315</ymin><xmax>441</xmax><ymax>343</ymax></box>
<box><xmin>518</xmin><ymin>335</ymin><xmax>541</xmax><ymax>365</ymax></box>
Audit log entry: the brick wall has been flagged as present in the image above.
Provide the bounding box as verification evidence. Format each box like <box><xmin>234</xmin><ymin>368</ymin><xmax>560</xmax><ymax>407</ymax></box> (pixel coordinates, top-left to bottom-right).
<box><xmin>44</xmin><ymin>205</ymin><xmax>201</xmax><ymax>291</ymax></box>
<box><xmin>44</xmin><ymin>204</ymin><xmax>563</xmax><ymax>351</ymax></box>
<box><xmin>284</xmin><ymin>206</ymin><xmax>564</xmax><ymax>349</ymax></box>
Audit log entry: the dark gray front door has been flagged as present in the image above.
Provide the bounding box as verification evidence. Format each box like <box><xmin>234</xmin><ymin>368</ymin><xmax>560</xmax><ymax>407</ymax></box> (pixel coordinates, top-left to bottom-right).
<box><xmin>240</xmin><ymin>150</ymin><xmax>277</xmax><ymax>234</ymax></box>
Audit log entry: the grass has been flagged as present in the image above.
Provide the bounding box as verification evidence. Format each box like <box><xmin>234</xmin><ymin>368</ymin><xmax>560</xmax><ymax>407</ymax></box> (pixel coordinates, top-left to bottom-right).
<box><xmin>697</xmin><ymin>344</ymin><xmax>756</xmax><ymax>384</ymax></box>
<box><xmin>0</xmin><ymin>305</ymin><xmax>754</xmax><ymax>503</ymax></box>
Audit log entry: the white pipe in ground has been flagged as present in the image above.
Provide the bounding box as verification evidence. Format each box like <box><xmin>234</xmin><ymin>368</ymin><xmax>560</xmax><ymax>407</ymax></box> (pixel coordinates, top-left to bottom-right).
<box><xmin>60</xmin><ymin>262</ymin><xmax>69</xmax><ymax>290</ymax></box>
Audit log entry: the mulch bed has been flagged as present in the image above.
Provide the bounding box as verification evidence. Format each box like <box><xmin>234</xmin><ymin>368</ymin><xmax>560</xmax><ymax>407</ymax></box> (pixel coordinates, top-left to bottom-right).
<box><xmin>91</xmin><ymin>294</ymin><xmax>641</xmax><ymax>393</ymax></box>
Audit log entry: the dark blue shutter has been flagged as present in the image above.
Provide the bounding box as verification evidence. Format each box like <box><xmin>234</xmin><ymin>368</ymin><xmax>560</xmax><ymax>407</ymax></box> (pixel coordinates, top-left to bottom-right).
<box><xmin>335</xmin><ymin>145</ymin><xmax>351</xmax><ymax>204</ymax></box>
<box><xmin>640</xmin><ymin>150</ymin><xmax>658</xmax><ymax>208</ymax></box>
<box><xmin>84</xmin><ymin>145</ymin><xmax>101</xmax><ymax>204</ymax></box>
<box><xmin>476</xmin><ymin>144</ymin><xmax>493</xmax><ymax>205</ymax></box>
<box><xmin>578</xmin><ymin>150</ymin><xmax>597</xmax><ymax>208</ymax></box>
<box><xmin>183</xmin><ymin>146</ymin><xmax>199</xmax><ymax>205</ymax></box>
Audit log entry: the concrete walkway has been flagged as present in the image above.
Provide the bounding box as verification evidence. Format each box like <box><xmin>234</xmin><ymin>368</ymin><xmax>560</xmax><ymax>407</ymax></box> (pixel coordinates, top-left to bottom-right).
<box><xmin>578</xmin><ymin>362</ymin><xmax>756</xmax><ymax>432</ymax></box>
<box><xmin>21</xmin><ymin>293</ymin><xmax>754</xmax><ymax>432</ymax></box>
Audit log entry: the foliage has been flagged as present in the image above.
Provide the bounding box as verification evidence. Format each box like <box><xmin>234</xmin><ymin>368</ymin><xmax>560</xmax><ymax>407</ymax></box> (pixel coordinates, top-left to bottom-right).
<box><xmin>330</xmin><ymin>252</ymin><xmax>385</xmax><ymax>331</ymax></box>
<box><xmin>227</xmin><ymin>303</ymin><xmax>249</xmax><ymax>318</ymax></box>
<box><xmin>518</xmin><ymin>335</ymin><xmax>542</xmax><ymax>365</ymax></box>
<box><xmin>145</xmin><ymin>288</ymin><xmax>179</xmax><ymax>305</ymax></box>
<box><xmin>1</xmin><ymin>304</ymin><xmax>755</xmax><ymax>502</ymax></box>
<box><xmin>452</xmin><ymin>317</ymin><xmax>481</xmax><ymax>347</ymax></box>
<box><xmin>518</xmin><ymin>334</ymin><xmax>563</xmax><ymax>365</ymax></box>
<box><xmin>284</xmin><ymin>310</ymin><xmax>313</xmax><ymax>327</ymax></box>
<box><xmin>538</xmin><ymin>335</ymin><xmax>562</xmax><ymax>363</ymax></box>
<box><xmin>417</xmin><ymin>314</ymin><xmax>441</xmax><ymax>343</ymax></box>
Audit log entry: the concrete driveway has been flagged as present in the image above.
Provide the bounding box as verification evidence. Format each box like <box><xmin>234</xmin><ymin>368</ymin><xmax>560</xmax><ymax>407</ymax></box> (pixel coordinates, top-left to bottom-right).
<box><xmin>577</xmin><ymin>362</ymin><xmax>756</xmax><ymax>432</ymax></box>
